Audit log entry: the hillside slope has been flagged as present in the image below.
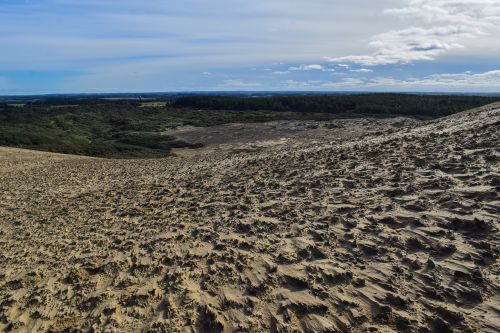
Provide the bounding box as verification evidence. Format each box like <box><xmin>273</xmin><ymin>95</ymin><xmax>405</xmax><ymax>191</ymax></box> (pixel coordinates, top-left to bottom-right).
<box><xmin>0</xmin><ymin>103</ymin><xmax>499</xmax><ymax>332</ymax></box>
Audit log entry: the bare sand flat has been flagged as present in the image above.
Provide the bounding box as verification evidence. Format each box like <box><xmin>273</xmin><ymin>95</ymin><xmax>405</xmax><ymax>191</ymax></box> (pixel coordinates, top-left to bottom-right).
<box><xmin>0</xmin><ymin>104</ymin><xmax>499</xmax><ymax>332</ymax></box>
<box><xmin>164</xmin><ymin>117</ymin><xmax>420</xmax><ymax>156</ymax></box>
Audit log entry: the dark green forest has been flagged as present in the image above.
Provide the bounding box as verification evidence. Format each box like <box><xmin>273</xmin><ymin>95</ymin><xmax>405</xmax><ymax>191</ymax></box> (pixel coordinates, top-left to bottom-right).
<box><xmin>0</xmin><ymin>93</ymin><xmax>498</xmax><ymax>158</ymax></box>
<box><xmin>173</xmin><ymin>94</ymin><xmax>499</xmax><ymax>117</ymax></box>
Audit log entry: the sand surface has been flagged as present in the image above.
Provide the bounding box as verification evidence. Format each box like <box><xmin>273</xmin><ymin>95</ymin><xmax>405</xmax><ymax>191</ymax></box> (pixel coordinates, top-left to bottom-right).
<box><xmin>0</xmin><ymin>104</ymin><xmax>499</xmax><ymax>332</ymax></box>
<box><xmin>163</xmin><ymin>117</ymin><xmax>419</xmax><ymax>156</ymax></box>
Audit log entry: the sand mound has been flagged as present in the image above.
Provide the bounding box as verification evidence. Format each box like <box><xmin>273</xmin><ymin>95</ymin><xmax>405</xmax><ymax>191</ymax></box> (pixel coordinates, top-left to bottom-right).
<box><xmin>0</xmin><ymin>104</ymin><xmax>499</xmax><ymax>332</ymax></box>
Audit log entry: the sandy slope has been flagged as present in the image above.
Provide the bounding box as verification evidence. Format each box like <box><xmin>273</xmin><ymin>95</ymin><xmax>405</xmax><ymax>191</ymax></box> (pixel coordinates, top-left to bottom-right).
<box><xmin>0</xmin><ymin>104</ymin><xmax>499</xmax><ymax>333</ymax></box>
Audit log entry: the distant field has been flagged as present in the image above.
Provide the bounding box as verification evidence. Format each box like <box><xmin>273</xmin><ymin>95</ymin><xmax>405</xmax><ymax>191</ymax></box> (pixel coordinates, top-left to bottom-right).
<box><xmin>0</xmin><ymin>93</ymin><xmax>498</xmax><ymax>158</ymax></box>
<box><xmin>140</xmin><ymin>102</ymin><xmax>168</xmax><ymax>108</ymax></box>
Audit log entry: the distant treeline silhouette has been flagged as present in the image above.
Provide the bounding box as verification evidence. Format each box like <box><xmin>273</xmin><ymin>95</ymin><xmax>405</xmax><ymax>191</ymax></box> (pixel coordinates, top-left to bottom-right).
<box><xmin>173</xmin><ymin>94</ymin><xmax>499</xmax><ymax>117</ymax></box>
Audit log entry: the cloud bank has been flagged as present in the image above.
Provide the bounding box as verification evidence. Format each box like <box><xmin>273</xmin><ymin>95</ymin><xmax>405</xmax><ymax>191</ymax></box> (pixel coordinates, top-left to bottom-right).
<box><xmin>281</xmin><ymin>70</ymin><xmax>500</xmax><ymax>91</ymax></box>
<box><xmin>327</xmin><ymin>0</ymin><xmax>500</xmax><ymax>66</ymax></box>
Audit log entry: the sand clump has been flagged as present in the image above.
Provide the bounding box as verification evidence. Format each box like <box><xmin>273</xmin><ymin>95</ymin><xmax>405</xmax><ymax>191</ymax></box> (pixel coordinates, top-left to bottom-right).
<box><xmin>0</xmin><ymin>104</ymin><xmax>499</xmax><ymax>332</ymax></box>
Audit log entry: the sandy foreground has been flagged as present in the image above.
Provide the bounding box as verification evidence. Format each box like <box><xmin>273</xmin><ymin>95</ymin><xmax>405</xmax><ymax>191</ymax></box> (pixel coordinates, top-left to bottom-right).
<box><xmin>0</xmin><ymin>104</ymin><xmax>499</xmax><ymax>332</ymax></box>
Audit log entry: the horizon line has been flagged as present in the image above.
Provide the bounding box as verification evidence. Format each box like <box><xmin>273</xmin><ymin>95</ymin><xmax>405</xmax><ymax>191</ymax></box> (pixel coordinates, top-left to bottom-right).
<box><xmin>2</xmin><ymin>90</ymin><xmax>500</xmax><ymax>98</ymax></box>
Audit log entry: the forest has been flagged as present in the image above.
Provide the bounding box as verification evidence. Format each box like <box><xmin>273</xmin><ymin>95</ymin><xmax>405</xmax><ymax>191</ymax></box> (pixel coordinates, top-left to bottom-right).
<box><xmin>173</xmin><ymin>93</ymin><xmax>499</xmax><ymax>117</ymax></box>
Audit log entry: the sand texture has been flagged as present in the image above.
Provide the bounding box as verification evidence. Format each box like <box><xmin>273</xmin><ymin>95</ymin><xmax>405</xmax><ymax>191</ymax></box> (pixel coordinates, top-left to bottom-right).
<box><xmin>0</xmin><ymin>104</ymin><xmax>499</xmax><ymax>332</ymax></box>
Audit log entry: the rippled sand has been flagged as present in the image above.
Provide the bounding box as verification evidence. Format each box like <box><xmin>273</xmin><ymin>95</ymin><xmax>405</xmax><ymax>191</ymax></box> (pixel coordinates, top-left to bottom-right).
<box><xmin>0</xmin><ymin>103</ymin><xmax>499</xmax><ymax>332</ymax></box>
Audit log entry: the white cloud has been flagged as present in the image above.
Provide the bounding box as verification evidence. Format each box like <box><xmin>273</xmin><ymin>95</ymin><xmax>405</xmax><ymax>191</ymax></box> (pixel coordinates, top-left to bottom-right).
<box><xmin>281</xmin><ymin>77</ymin><xmax>365</xmax><ymax>89</ymax></box>
<box><xmin>281</xmin><ymin>79</ymin><xmax>298</xmax><ymax>85</ymax></box>
<box><xmin>368</xmin><ymin>69</ymin><xmax>500</xmax><ymax>88</ymax></box>
<box><xmin>321</xmin><ymin>78</ymin><xmax>365</xmax><ymax>88</ymax></box>
<box><xmin>271</xmin><ymin>71</ymin><xmax>291</xmax><ymax>75</ymax></box>
<box><xmin>289</xmin><ymin>64</ymin><xmax>325</xmax><ymax>71</ymax></box>
<box><xmin>350</xmin><ymin>68</ymin><xmax>373</xmax><ymax>73</ymax></box>
<box><xmin>220</xmin><ymin>79</ymin><xmax>261</xmax><ymax>88</ymax></box>
<box><xmin>288</xmin><ymin>64</ymin><xmax>336</xmax><ymax>72</ymax></box>
<box><xmin>383</xmin><ymin>0</ymin><xmax>500</xmax><ymax>26</ymax></box>
<box><xmin>280</xmin><ymin>69</ymin><xmax>500</xmax><ymax>91</ymax></box>
<box><xmin>328</xmin><ymin>0</ymin><xmax>500</xmax><ymax>66</ymax></box>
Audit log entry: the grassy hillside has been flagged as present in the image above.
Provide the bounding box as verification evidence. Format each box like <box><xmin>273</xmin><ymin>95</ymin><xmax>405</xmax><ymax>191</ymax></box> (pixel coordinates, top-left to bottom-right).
<box><xmin>0</xmin><ymin>102</ymin><xmax>337</xmax><ymax>158</ymax></box>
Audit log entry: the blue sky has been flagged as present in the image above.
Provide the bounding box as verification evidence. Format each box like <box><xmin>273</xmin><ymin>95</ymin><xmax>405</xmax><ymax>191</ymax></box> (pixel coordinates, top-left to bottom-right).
<box><xmin>1</xmin><ymin>0</ymin><xmax>499</xmax><ymax>94</ymax></box>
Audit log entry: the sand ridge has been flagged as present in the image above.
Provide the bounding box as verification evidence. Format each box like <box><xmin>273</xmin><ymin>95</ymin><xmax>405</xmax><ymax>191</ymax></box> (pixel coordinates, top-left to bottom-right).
<box><xmin>0</xmin><ymin>104</ymin><xmax>499</xmax><ymax>332</ymax></box>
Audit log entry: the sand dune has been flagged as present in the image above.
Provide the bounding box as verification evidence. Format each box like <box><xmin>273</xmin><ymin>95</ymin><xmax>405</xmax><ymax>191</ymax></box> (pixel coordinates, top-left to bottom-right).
<box><xmin>0</xmin><ymin>103</ymin><xmax>499</xmax><ymax>332</ymax></box>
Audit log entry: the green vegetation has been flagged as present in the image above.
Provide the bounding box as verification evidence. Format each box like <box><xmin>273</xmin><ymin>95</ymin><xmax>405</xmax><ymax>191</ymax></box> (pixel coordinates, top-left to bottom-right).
<box><xmin>0</xmin><ymin>104</ymin><xmax>198</xmax><ymax>158</ymax></box>
<box><xmin>0</xmin><ymin>101</ymin><xmax>338</xmax><ymax>158</ymax></box>
<box><xmin>173</xmin><ymin>94</ymin><xmax>499</xmax><ymax>118</ymax></box>
<box><xmin>0</xmin><ymin>93</ymin><xmax>498</xmax><ymax>158</ymax></box>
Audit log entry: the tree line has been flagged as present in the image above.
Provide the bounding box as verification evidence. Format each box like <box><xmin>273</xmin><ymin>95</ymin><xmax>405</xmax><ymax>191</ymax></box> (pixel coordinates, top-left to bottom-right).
<box><xmin>173</xmin><ymin>94</ymin><xmax>499</xmax><ymax>118</ymax></box>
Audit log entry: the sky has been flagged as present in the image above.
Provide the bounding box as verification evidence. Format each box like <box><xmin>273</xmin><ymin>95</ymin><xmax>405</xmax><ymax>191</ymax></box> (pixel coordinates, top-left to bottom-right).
<box><xmin>1</xmin><ymin>0</ymin><xmax>500</xmax><ymax>94</ymax></box>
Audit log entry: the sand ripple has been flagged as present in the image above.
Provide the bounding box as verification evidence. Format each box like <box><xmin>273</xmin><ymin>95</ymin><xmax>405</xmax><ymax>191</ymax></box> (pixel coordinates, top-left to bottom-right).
<box><xmin>0</xmin><ymin>103</ymin><xmax>499</xmax><ymax>332</ymax></box>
